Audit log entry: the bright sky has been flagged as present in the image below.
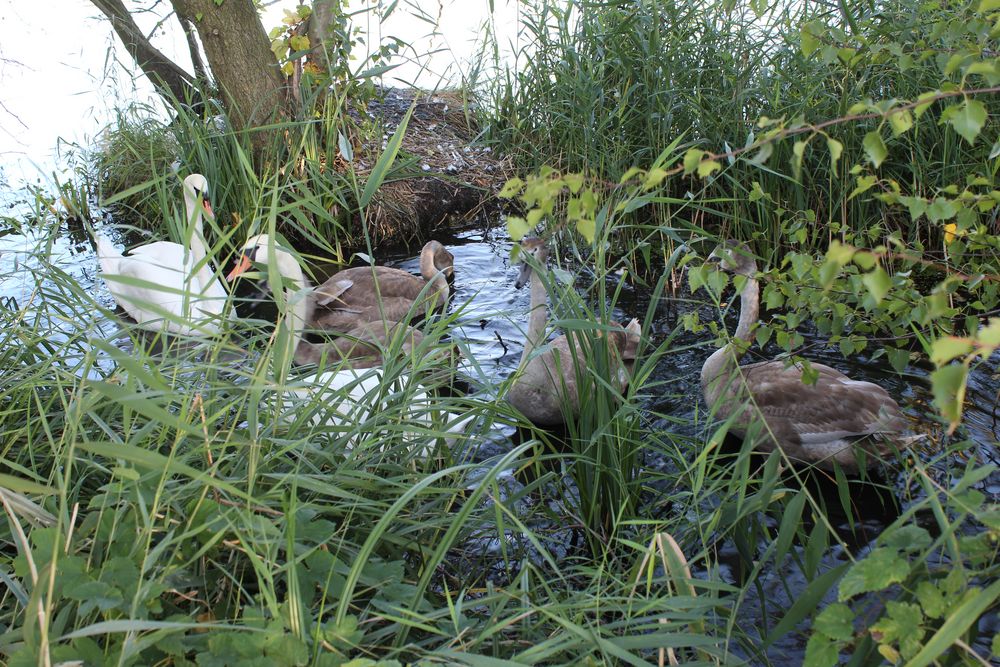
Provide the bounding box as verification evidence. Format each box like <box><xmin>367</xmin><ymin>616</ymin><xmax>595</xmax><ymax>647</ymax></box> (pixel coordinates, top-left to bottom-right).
<box><xmin>0</xmin><ymin>0</ymin><xmax>518</xmax><ymax>190</ymax></box>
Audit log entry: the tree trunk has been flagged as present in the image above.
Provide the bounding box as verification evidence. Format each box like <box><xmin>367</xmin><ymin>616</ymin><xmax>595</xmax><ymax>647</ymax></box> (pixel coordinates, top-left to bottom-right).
<box><xmin>171</xmin><ymin>0</ymin><xmax>289</xmax><ymax>140</ymax></box>
<box><xmin>91</xmin><ymin>0</ymin><xmax>201</xmax><ymax>108</ymax></box>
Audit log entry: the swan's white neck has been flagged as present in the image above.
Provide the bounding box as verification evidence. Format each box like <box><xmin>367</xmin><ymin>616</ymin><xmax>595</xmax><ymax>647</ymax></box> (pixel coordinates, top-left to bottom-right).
<box><xmin>519</xmin><ymin>263</ymin><xmax>549</xmax><ymax>368</ymax></box>
<box><xmin>701</xmin><ymin>275</ymin><xmax>759</xmax><ymax>402</ymax></box>
<box><xmin>183</xmin><ymin>189</ymin><xmax>207</xmax><ymax>262</ymax></box>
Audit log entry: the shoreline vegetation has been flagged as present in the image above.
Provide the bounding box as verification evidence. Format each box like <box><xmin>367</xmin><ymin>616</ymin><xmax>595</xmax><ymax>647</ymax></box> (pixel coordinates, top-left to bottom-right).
<box><xmin>1</xmin><ymin>0</ymin><xmax>998</xmax><ymax>665</ymax></box>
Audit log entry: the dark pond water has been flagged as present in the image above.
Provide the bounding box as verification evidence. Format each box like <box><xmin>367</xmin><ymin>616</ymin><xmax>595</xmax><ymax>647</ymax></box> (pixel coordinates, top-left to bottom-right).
<box><xmin>2</xmin><ymin>215</ymin><xmax>998</xmax><ymax>663</ymax></box>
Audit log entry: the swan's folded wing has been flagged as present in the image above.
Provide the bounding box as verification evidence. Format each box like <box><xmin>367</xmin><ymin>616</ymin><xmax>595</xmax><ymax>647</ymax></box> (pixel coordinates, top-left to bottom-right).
<box><xmin>315</xmin><ymin>279</ymin><xmax>354</xmax><ymax>306</ymax></box>
<box><xmin>740</xmin><ymin>362</ymin><xmax>905</xmax><ymax>442</ymax></box>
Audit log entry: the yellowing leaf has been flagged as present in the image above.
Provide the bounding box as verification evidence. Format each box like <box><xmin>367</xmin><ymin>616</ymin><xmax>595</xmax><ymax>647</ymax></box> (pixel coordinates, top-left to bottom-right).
<box><xmin>683</xmin><ymin>149</ymin><xmax>705</xmax><ymax>175</ymax></box>
<box><xmin>888</xmin><ymin>108</ymin><xmax>913</xmax><ymax>136</ymax></box>
<box><xmin>930</xmin><ymin>336</ymin><xmax>974</xmax><ymax>365</ymax></box>
<box><xmin>643</xmin><ymin>167</ymin><xmax>668</xmax><ymax>189</ymax></box>
<box><xmin>289</xmin><ymin>35</ymin><xmax>311</xmax><ymax>52</ymax></box>
<box><xmin>976</xmin><ymin>317</ymin><xmax>1000</xmax><ymax>347</ymax></box>
<box><xmin>498</xmin><ymin>178</ymin><xmax>523</xmax><ymax>198</ymax></box>
<box><xmin>944</xmin><ymin>222</ymin><xmax>958</xmax><ymax>243</ymax></box>
<box><xmin>826</xmin><ymin>240</ymin><xmax>857</xmax><ymax>266</ymax></box>
<box><xmin>576</xmin><ymin>217</ymin><xmax>596</xmax><ymax>243</ymax></box>
<box><xmin>827</xmin><ymin>137</ymin><xmax>843</xmax><ymax>170</ymax></box>
<box><xmin>564</xmin><ymin>173</ymin><xmax>584</xmax><ymax>194</ymax></box>
<box><xmin>696</xmin><ymin>160</ymin><xmax>721</xmax><ymax>178</ymax></box>
<box><xmin>506</xmin><ymin>216</ymin><xmax>529</xmax><ymax>241</ymax></box>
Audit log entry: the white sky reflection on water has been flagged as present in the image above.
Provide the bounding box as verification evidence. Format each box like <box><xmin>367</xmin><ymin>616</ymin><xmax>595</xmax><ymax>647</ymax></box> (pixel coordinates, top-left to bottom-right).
<box><xmin>0</xmin><ymin>0</ymin><xmax>517</xmax><ymax>194</ymax></box>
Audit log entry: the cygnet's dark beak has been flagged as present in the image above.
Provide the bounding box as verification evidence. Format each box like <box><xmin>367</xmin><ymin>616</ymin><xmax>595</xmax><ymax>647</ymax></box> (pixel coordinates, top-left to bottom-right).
<box><xmin>514</xmin><ymin>260</ymin><xmax>532</xmax><ymax>289</ymax></box>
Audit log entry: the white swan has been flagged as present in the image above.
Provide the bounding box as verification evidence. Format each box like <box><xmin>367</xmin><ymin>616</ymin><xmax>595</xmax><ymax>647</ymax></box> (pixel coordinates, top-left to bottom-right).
<box><xmin>95</xmin><ymin>173</ymin><xmax>229</xmax><ymax>336</ymax></box>
<box><xmin>226</xmin><ymin>234</ymin><xmax>473</xmax><ymax>453</ymax></box>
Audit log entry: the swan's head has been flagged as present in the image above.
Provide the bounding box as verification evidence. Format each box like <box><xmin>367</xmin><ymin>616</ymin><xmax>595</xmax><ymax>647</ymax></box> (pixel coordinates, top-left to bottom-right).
<box><xmin>183</xmin><ymin>173</ymin><xmax>214</xmax><ymax>220</ymax></box>
<box><xmin>422</xmin><ymin>240</ymin><xmax>455</xmax><ymax>278</ymax></box>
<box><xmin>226</xmin><ymin>234</ymin><xmax>302</xmax><ymax>284</ymax></box>
<box><xmin>707</xmin><ymin>239</ymin><xmax>757</xmax><ymax>276</ymax></box>
<box><xmin>514</xmin><ymin>237</ymin><xmax>548</xmax><ymax>289</ymax></box>
<box><xmin>604</xmin><ymin>318</ymin><xmax>642</xmax><ymax>361</ymax></box>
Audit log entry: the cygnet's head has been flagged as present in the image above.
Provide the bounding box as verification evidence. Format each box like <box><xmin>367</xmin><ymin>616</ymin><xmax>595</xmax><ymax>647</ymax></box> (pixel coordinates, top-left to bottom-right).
<box><xmin>423</xmin><ymin>240</ymin><xmax>456</xmax><ymax>278</ymax></box>
<box><xmin>707</xmin><ymin>239</ymin><xmax>757</xmax><ymax>276</ymax></box>
<box><xmin>514</xmin><ymin>237</ymin><xmax>548</xmax><ymax>289</ymax></box>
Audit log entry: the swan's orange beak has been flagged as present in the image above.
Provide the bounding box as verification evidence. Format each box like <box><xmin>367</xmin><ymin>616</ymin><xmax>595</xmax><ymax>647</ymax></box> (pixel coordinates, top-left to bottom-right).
<box><xmin>202</xmin><ymin>199</ymin><xmax>214</xmax><ymax>220</ymax></box>
<box><xmin>226</xmin><ymin>253</ymin><xmax>253</xmax><ymax>282</ymax></box>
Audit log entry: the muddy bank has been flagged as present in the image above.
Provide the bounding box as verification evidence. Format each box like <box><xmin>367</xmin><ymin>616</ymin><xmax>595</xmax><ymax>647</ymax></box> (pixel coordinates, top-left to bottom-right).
<box><xmin>337</xmin><ymin>87</ymin><xmax>511</xmax><ymax>249</ymax></box>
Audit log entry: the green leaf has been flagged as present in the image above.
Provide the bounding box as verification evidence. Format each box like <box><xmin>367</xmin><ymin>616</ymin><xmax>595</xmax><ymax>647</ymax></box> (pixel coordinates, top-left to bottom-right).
<box><xmin>915</xmin><ymin>91</ymin><xmax>939</xmax><ymax>118</ymax></box>
<box><xmin>801</xmin><ymin>26</ymin><xmax>820</xmax><ymax>56</ymax></box>
<box><xmin>575</xmin><ymin>217</ymin><xmax>596</xmax><ymax>243</ymax></box>
<box><xmin>852</xmin><ymin>251</ymin><xmax>875</xmax><ymax>270</ymax></box>
<box><xmin>750</xmin><ymin>141</ymin><xmax>773</xmax><ymax>165</ymax></box>
<box><xmin>838</xmin><ymin>548</ymin><xmax>909</xmax><ymax>600</ymax></box>
<box><xmin>947</xmin><ymin>99</ymin><xmax>988</xmax><ymax>145</ymax></box>
<box><xmin>981</xmin><ymin>0</ymin><xmax>1000</xmax><ymax>11</ymax></box>
<box><xmin>915</xmin><ymin>581</ymin><xmax>948</xmax><ymax>619</ymax></box>
<box><xmin>814</xmin><ymin>603</ymin><xmax>854</xmax><ymax>641</ymax></box>
<box><xmin>882</xmin><ymin>525</ymin><xmax>932</xmax><ymax>552</ymax></box>
<box><xmin>905</xmin><ymin>579</ymin><xmax>1000</xmax><ymax>667</ymax></box>
<box><xmin>826</xmin><ymin>137</ymin><xmax>843</xmax><ymax>170</ymax></box>
<box><xmin>926</xmin><ymin>197</ymin><xmax>958</xmax><ymax>222</ymax></box>
<box><xmin>885</xmin><ymin>347</ymin><xmax>910</xmax><ymax>373</ymax></box>
<box><xmin>791</xmin><ymin>140</ymin><xmax>807</xmax><ymax>178</ymax></box>
<box><xmin>898</xmin><ymin>195</ymin><xmax>927</xmax><ymax>221</ymax></box>
<box><xmin>863</xmin><ymin>131</ymin><xmax>888</xmax><ymax>167</ymax></box>
<box><xmin>930</xmin><ymin>336</ymin><xmax>973</xmax><ymax>366</ymax></box>
<box><xmin>506</xmin><ymin>216</ymin><xmax>530</xmax><ymax>241</ymax></box>
<box><xmin>871</xmin><ymin>601</ymin><xmax>924</xmax><ymax>659</ymax></box>
<box><xmin>862</xmin><ymin>267</ymin><xmax>891</xmax><ymax>304</ymax></box>
<box><xmin>849</xmin><ymin>174</ymin><xmax>878</xmax><ymax>199</ymax></box>
<box><xmin>930</xmin><ymin>363</ymin><xmax>968</xmax><ymax>430</ymax></box>
<box><xmin>804</xmin><ymin>633</ymin><xmax>841</xmax><ymax>667</ymax></box>
<box><xmin>888</xmin><ymin>108</ymin><xmax>913</xmax><ymax>136</ymax></box>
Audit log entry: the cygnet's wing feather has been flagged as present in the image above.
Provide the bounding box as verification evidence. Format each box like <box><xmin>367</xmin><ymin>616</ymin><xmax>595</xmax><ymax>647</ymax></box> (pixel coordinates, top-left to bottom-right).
<box><xmin>737</xmin><ymin>361</ymin><xmax>905</xmax><ymax>445</ymax></box>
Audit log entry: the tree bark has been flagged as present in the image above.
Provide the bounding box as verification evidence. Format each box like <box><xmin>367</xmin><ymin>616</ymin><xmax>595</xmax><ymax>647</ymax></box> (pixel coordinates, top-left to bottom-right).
<box><xmin>171</xmin><ymin>0</ymin><xmax>289</xmax><ymax>135</ymax></box>
<box><xmin>91</xmin><ymin>0</ymin><xmax>201</xmax><ymax>107</ymax></box>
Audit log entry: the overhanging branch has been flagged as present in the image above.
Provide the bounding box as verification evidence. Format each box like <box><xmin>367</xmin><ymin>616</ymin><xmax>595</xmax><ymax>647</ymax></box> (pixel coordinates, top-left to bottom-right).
<box><xmin>90</xmin><ymin>0</ymin><xmax>203</xmax><ymax>109</ymax></box>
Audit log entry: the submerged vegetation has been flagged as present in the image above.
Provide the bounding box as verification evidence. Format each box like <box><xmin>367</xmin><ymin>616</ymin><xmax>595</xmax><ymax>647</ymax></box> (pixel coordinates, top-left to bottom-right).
<box><xmin>1</xmin><ymin>0</ymin><xmax>998</xmax><ymax>665</ymax></box>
